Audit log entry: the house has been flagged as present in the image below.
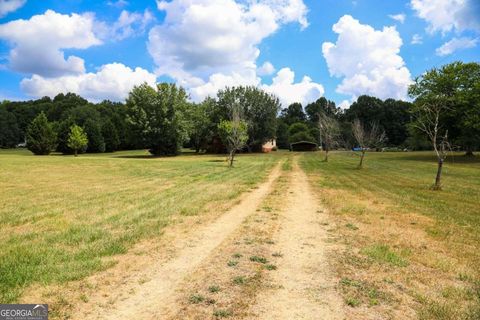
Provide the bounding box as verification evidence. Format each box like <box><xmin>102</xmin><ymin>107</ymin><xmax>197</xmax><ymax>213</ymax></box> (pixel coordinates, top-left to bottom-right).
<box><xmin>262</xmin><ymin>139</ymin><xmax>277</xmax><ymax>153</ymax></box>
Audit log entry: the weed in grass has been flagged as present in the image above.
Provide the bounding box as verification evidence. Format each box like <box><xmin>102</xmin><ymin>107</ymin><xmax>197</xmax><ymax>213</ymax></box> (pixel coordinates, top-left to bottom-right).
<box><xmin>232</xmin><ymin>253</ymin><xmax>242</xmax><ymax>259</ymax></box>
<box><xmin>265</xmin><ymin>240</ymin><xmax>275</xmax><ymax>244</ymax></box>
<box><xmin>189</xmin><ymin>294</ymin><xmax>205</xmax><ymax>304</ymax></box>
<box><xmin>262</xmin><ymin>206</ymin><xmax>273</xmax><ymax>212</ymax></box>
<box><xmin>345</xmin><ymin>297</ymin><xmax>360</xmax><ymax>307</ymax></box>
<box><xmin>340</xmin><ymin>278</ymin><xmax>361</xmax><ymax>287</ymax></box>
<box><xmin>345</xmin><ymin>223</ymin><xmax>359</xmax><ymax>230</ymax></box>
<box><xmin>250</xmin><ymin>256</ymin><xmax>268</xmax><ymax>264</ymax></box>
<box><xmin>232</xmin><ymin>276</ymin><xmax>246</xmax><ymax>285</ymax></box>
<box><xmin>227</xmin><ymin>260</ymin><xmax>238</xmax><ymax>267</ymax></box>
<box><xmin>213</xmin><ymin>309</ymin><xmax>232</xmax><ymax>318</ymax></box>
<box><xmin>208</xmin><ymin>285</ymin><xmax>221</xmax><ymax>293</ymax></box>
<box><xmin>79</xmin><ymin>294</ymin><xmax>89</xmax><ymax>303</ymax></box>
<box><xmin>272</xmin><ymin>252</ymin><xmax>283</xmax><ymax>257</ymax></box>
<box><xmin>264</xmin><ymin>264</ymin><xmax>277</xmax><ymax>271</ymax></box>
<box><xmin>361</xmin><ymin>244</ymin><xmax>409</xmax><ymax>267</ymax></box>
<box><xmin>206</xmin><ymin>298</ymin><xmax>216</xmax><ymax>305</ymax></box>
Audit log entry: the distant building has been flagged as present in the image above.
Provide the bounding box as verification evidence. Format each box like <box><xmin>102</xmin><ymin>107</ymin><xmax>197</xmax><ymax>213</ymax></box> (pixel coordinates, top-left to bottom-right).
<box><xmin>262</xmin><ymin>139</ymin><xmax>277</xmax><ymax>153</ymax></box>
<box><xmin>290</xmin><ymin>141</ymin><xmax>318</xmax><ymax>152</ymax></box>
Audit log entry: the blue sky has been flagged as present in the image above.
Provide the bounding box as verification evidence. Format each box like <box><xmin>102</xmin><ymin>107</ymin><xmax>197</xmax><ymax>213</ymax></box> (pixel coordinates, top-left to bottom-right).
<box><xmin>0</xmin><ymin>0</ymin><xmax>478</xmax><ymax>107</ymax></box>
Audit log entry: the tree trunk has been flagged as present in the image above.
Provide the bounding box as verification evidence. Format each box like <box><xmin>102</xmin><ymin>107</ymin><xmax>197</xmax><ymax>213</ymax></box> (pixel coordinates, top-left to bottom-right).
<box><xmin>229</xmin><ymin>150</ymin><xmax>235</xmax><ymax>167</ymax></box>
<box><xmin>358</xmin><ymin>150</ymin><xmax>365</xmax><ymax>168</ymax></box>
<box><xmin>74</xmin><ymin>149</ymin><xmax>78</xmax><ymax>157</ymax></box>
<box><xmin>465</xmin><ymin>147</ymin><xmax>474</xmax><ymax>157</ymax></box>
<box><xmin>324</xmin><ymin>149</ymin><xmax>329</xmax><ymax>162</ymax></box>
<box><xmin>433</xmin><ymin>158</ymin><xmax>443</xmax><ymax>190</ymax></box>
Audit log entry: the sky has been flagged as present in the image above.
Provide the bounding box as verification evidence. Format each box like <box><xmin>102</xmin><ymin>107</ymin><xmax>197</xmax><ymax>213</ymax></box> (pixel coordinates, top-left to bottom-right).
<box><xmin>0</xmin><ymin>0</ymin><xmax>479</xmax><ymax>108</ymax></box>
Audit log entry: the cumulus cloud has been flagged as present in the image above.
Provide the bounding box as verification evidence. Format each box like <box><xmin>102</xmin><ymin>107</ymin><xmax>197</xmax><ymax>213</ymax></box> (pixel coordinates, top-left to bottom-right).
<box><xmin>0</xmin><ymin>10</ymin><xmax>101</xmax><ymax>77</ymax></box>
<box><xmin>262</xmin><ymin>68</ymin><xmax>324</xmax><ymax>107</ymax></box>
<box><xmin>257</xmin><ymin>61</ymin><xmax>276</xmax><ymax>76</ymax></box>
<box><xmin>147</xmin><ymin>0</ymin><xmax>310</xmax><ymax>103</ymax></box>
<box><xmin>389</xmin><ymin>13</ymin><xmax>406</xmax><ymax>24</ymax></box>
<box><xmin>21</xmin><ymin>63</ymin><xmax>157</xmax><ymax>102</ymax></box>
<box><xmin>322</xmin><ymin>15</ymin><xmax>412</xmax><ymax>100</ymax></box>
<box><xmin>0</xmin><ymin>0</ymin><xmax>25</xmax><ymax>17</ymax></box>
<box><xmin>436</xmin><ymin>37</ymin><xmax>479</xmax><ymax>56</ymax></box>
<box><xmin>411</xmin><ymin>0</ymin><xmax>480</xmax><ymax>34</ymax></box>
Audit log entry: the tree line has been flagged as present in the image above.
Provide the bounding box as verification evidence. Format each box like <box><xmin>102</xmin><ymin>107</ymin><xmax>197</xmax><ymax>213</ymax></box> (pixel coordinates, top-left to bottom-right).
<box><xmin>0</xmin><ymin>61</ymin><xmax>478</xmax><ymax>163</ymax></box>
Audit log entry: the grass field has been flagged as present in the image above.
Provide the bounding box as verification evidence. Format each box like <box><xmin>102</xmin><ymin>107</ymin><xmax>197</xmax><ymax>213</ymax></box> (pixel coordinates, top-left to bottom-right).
<box><xmin>1</xmin><ymin>148</ymin><xmax>479</xmax><ymax>319</ymax></box>
<box><xmin>0</xmin><ymin>149</ymin><xmax>280</xmax><ymax>303</ymax></box>
<box><xmin>300</xmin><ymin>151</ymin><xmax>480</xmax><ymax>319</ymax></box>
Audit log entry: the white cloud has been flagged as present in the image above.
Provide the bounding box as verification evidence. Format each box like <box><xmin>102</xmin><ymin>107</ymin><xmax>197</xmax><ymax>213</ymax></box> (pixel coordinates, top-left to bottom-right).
<box><xmin>411</xmin><ymin>33</ymin><xmax>423</xmax><ymax>44</ymax></box>
<box><xmin>110</xmin><ymin>9</ymin><xmax>154</xmax><ymax>40</ymax></box>
<box><xmin>21</xmin><ymin>63</ymin><xmax>157</xmax><ymax>102</ymax></box>
<box><xmin>107</xmin><ymin>0</ymin><xmax>129</xmax><ymax>8</ymax></box>
<box><xmin>262</xmin><ymin>68</ymin><xmax>324</xmax><ymax>107</ymax></box>
<box><xmin>389</xmin><ymin>13</ymin><xmax>406</xmax><ymax>24</ymax></box>
<box><xmin>322</xmin><ymin>15</ymin><xmax>412</xmax><ymax>101</ymax></box>
<box><xmin>257</xmin><ymin>61</ymin><xmax>276</xmax><ymax>76</ymax></box>
<box><xmin>148</xmin><ymin>0</ymin><xmax>309</xmax><ymax>101</ymax></box>
<box><xmin>0</xmin><ymin>0</ymin><xmax>25</xmax><ymax>17</ymax></box>
<box><xmin>0</xmin><ymin>10</ymin><xmax>101</xmax><ymax>77</ymax></box>
<box><xmin>436</xmin><ymin>37</ymin><xmax>478</xmax><ymax>56</ymax></box>
<box><xmin>411</xmin><ymin>0</ymin><xmax>480</xmax><ymax>34</ymax></box>
<box><xmin>338</xmin><ymin>100</ymin><xmax>351</xmax><ymax>109</ymax></box>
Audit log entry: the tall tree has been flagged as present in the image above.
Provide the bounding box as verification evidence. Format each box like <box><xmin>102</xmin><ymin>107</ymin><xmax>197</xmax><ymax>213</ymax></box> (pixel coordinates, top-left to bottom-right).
<box><xmin>126</xmin><ymin>83</ymin><xmax>188</xmax><ymax>156</ymax></box>
<box><xmin>102</xmin><ymin>119</ymin><xmax>120</xmax><ymax>152</ymax></box>
<box><xmin>409</xmin><ymin>62</ymin><xmax>480</xmax><ymax>155</ymax></box>
<box><xmin>84</xmin><ymin>119</ymin><xmax>105</xmax><ymax>153</ymax></box>
<box><xmin>217</xmin><ymin>86</ymin><xmax>280</xmax><ymax>151</ymax></box>
<box><xmin>26</xmin><ymin>112</ymin><xmax>57</xmax><ymax>155</ymax></box>
<box><xmin>0</xmin><ymin>108</ymin><xmax>22</xmax><ymax>148</ymax></box>
<box><xmin>279</xmin><ymin>102</ymin><xmax>306</xmax><ymax>126</ymax></box>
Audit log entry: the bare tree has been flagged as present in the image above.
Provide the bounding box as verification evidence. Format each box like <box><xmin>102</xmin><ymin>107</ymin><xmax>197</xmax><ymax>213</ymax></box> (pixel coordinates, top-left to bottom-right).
<box><xmin>352</xmin><ymin>119</ymin><xmax>386</xmax><ymax>168</ymax></box>
<box><xmin>218</xmin><ymin>101</ymin><xmax>249</xmax><ymax>167</ymax></box>
<box><xmin>412</xmin><ymin>102</ymin><xmax>450</xmax><ymax>190</ymax></box>
<box><xmin>318</xmin><ymin>113</ymin><xmax>341</xmax><ymax>162</ymax></box>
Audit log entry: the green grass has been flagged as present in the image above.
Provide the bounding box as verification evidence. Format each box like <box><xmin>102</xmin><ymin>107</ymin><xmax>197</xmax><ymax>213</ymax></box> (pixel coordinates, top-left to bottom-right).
<box><xmin>300</xmin><ymin>151</ymin><xmax>480</xmax><ymax>228</ymax></box>
<box><xmin>0</xmin><ymin>149</ymin><xmax>280</xmax><ymax>303</ymax></box>
<box><xmin>361</xmin><ymin>244</ymin><xmax>409</xmax><ymax>267</ymax></box>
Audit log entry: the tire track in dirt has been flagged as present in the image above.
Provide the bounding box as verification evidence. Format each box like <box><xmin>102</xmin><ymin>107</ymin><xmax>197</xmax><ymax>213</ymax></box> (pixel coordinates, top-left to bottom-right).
<box><xmin>75</xmin><ymin>162</ymin><xmax>283</xmax><ymax>320</ymax></box>
<box><xmin>249</xmin><ymin>157</ymin><xmax>344</xmax><ymax>319</ymax></box>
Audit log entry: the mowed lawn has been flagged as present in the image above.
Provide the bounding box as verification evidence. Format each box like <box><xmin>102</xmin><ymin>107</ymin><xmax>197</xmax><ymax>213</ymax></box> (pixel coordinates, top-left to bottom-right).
<box><xmin>0</xmin><ymin>149</ymin><xmax>280</xmax><ymax>303</ymax></box>
<box><xmin>301</xmin><ymin>151</ymin><xmax>480</xmax><ymax>319</ymax></box>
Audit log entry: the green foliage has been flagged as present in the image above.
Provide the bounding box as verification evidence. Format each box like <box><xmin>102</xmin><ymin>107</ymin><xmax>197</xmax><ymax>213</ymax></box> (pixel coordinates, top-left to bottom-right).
<box><xmin>287</xmin><ymin>122</ymin><xmax>315</xmax><ymax>143</ymax></box>
<box><xmin>67</xmin><ymin>124</ymin><xmax>88</xmax><ymax>156</ymax></box>
<box><xmin>217</xmin><ymin>119</ymin><xmax>249</xmax><ymax>153</ymax></box>
<box><xmin>126</xmin><ymin>83</ymin><xmax>188</xmax><ymax>156</ymax></box>
<box><xmin>84</xmin><ymin>119</ymin><xmax>105</xmax><ymax>153</ymax></box>
<box><xmin>185</xmin><ymin>99</ymin><xmax>214</xmax><ymax>152</ymax></box>
<box><xmin>0</xmin><ymin>107</ymin><xmax>21</xmax><ymax>148</ymax></box>
<box><xmin>409</xmin><ymin>61</ymin><xmax>480</xmax><ymax>154</ymax></box>
<box><xmin>101</xmin><ymin>119</ymin><xmax>120</xmax><ymax>152</ymax></box>
<box><xmin>217</xmin><ymin>86</ymin><xmax>280</xmax><ymax>151</ymax></box>
<box><xmin>279</xmin><ymin>102</ymin><xmax>306</xmax><ymax>126</ymax></box>
<box><xmin>26</xmin><ymin>112</ymin><xmax>57</xmax><ymax>155</ymax></box>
